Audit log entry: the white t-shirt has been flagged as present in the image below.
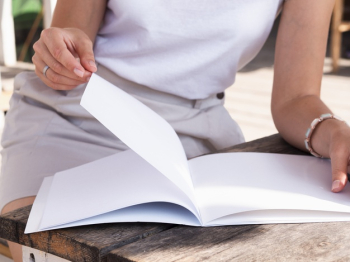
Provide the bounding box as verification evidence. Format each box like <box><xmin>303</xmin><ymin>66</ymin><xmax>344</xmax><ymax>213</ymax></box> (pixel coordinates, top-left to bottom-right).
<box><xmin>94</xmin><ymin>0</ymin><xmax>283</xmax><ymax>99</ymax></box>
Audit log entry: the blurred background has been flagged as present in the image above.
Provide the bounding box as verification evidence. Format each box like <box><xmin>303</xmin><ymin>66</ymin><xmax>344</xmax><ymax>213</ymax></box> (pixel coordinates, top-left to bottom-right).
<box><xmin>0</xmin><ymin>1</ymin><xmax>350</xmax><ymax>261</ymax></box>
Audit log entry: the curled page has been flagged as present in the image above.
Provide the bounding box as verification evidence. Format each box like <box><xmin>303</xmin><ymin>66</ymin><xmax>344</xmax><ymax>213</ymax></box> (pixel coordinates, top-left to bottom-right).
<box><xmin>81</xmin><ymin>74</ymin><xmax>195</xmax><ymax>201</ymax></box>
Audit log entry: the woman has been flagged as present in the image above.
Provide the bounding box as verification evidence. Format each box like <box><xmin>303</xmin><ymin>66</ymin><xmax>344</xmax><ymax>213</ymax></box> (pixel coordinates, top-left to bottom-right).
<box><xmin>1</xmin><ymin>0</ymin><xmax>350</xmax><ymax>260</ymax></box>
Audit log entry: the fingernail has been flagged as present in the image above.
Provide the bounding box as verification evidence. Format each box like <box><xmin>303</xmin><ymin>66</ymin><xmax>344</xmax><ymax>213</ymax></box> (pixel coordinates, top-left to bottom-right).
<box><xmin>332</xmin><ymin>180</ymin><xmax>341</xmax><ymax>192</ymax></box>
<box><xmin>86</xmin><ymin>77</ymin><xmax>90</xmax><ymax>82</ymax></box>
<box><xmin>89</xmin><ymin>60</ymin><xmax>97</xmax><ymax>69</ymax></box>
<box><xmin>74</xmin><ymin>68</ymin><xmax>84</xmax><ymax>78</ymax></box>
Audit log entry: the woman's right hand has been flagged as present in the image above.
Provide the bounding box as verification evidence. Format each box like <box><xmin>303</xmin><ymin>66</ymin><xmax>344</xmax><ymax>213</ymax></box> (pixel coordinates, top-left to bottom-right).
<box><xmin>32</xmin><ymin>27</ymin><xmax>97</xmax><ymax>90</ymax></box>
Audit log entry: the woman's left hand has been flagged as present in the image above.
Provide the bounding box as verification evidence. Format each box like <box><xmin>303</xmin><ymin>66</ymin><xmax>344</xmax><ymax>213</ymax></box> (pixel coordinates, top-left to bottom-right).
<box><xmin>327</xmin><ymin>121</ymin><xmax>350</xmax><ymax>192</ymax></box>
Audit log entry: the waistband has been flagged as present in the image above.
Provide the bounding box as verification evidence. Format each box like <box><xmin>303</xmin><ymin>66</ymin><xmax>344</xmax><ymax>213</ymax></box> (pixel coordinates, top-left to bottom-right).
<box><xmin>95</xmin><ymin>64</ymin><xmax>225</xmax><ymax>110</ymax></box>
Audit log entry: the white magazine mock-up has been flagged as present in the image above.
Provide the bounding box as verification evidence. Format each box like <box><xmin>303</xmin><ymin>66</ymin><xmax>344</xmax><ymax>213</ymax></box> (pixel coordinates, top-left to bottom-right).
<box><xmin>25</xmin><ymin>74</ymin><xmax>350</xmax><ymax>234</ymax></box>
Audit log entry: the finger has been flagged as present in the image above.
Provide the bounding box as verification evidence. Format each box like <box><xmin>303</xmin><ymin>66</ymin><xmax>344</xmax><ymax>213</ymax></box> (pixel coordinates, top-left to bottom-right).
<box><xmin>72</xmin><ymin>35</ymin><xmax>97</xmax><ymax>73</ymax></box>
<box><xmin>33</xmin><ymin>44</ymin><xmax>91</xmax><ymax>81</ymax></box>
<box><xmin>45</xmin><ymin>66</ymin><xmax>88</xmax><ymax>86</ymax></box>
<box><xmin>35</xmin><ymin>68</ymin><xmax>78</xmax><ymax>91</ymax></box>
<box><xmin>33</xmin><ymin>54</ymin><xmax>88</xmax><ymax>86</ymax></box>
<box><xmin>330</xmin><ymin>150</ymin><xmax>349</xmax><ymax>193</ymax></box>
<box><xmin>41</xmin><ymin>28</ymin><xmax>86</xmax><ymax>78</ymax></box>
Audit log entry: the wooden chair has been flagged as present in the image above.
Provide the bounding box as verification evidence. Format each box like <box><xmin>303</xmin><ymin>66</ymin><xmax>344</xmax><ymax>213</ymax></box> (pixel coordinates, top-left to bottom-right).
<box><xmin>331</xmin><ymin>0</ymin><xmax>350</xmax><ymax>72</ymax></box>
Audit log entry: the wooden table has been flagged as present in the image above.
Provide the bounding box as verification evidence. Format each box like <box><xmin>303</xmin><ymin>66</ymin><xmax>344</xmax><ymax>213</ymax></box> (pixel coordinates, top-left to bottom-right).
<box><xmin>2</xmin><ymin>134</ymin><xmax>349</xmax><ymax>262</ymax></box>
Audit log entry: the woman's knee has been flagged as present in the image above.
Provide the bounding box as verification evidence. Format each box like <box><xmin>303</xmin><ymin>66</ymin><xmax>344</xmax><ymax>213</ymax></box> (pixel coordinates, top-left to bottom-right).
<box><xmin>1</xmin><ymin>196</ymin><xmax>36</xmax><ymax>215</ymax></box>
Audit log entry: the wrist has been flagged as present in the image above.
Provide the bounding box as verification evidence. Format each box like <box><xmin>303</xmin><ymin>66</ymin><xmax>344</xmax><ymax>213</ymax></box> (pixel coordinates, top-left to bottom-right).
<box><xmin>311</xmin><ymin>118</ymin><xmax>349</xmax><ymax>158</ymax></box>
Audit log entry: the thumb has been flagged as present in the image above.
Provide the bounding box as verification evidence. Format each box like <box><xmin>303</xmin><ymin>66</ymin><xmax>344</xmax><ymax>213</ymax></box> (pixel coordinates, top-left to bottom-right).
<box><xmin>74</xmin><ymin>37</ymin><xmax>97</xmax><ymax>73</ymax></box>
<box><xmin>330</xmin><ymin>152</ymin><xmax>349</xmax><ymax>193</ymax></box>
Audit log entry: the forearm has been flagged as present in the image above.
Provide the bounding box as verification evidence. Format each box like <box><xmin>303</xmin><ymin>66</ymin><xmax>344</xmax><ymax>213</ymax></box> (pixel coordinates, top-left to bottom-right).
<box><xmin>272</xmin><ymin>95</ymin><xmax>348</xmax><ymax>158</ymax></box>
<box><xmin>271</xmin><ymin>0</ymin><xmax>341</xmax><ymax>157</ymax></box>
<box><xmin>51</xmin><ymin>0</ymin><xmax>107</xmax><ymax>42</ymax></box>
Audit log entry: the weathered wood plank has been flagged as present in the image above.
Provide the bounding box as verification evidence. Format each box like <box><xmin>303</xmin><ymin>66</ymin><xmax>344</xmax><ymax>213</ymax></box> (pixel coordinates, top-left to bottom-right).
<box><xmin>0</xmin><ymin>205</ymin><xmax>174</xmax><ymax>262</ymax></box>
<box><xmin>222</xmin><ymin>133</ymin><xmax>307</xmax><ymax>155</ymax></box>
<box><xmin>0</xmin><ymin>238</ymin><xmax>9</xmax><ymax>247</ymax></box>
<box><xmin>23</xmin><ymin>246</ymin><xmax>70</xmax><ymax>262</ymax></box>
<box><xmin>107</xmin><ymin>222</ymin><xmax>350</xmax><ymax>262</ymax></box>
<box><xmin>0</xmin><ymin>238</ymin><xmax>11</xmax><ymax>259</ymax></box>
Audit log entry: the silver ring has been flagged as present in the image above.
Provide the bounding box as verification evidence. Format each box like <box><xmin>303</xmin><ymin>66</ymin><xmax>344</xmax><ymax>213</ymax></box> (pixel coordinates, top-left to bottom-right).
<box><xmin>43</xmin><ymin>65</ymin><xmax>50</xmax><ymax>78</ymax></box>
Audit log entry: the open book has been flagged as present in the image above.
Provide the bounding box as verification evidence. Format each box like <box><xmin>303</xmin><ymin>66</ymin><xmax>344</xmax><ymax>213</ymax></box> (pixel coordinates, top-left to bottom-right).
<box><xmin>25</xmin><ymin>74</ymin><xmax>350</xmax><ymax>234</ymax></box>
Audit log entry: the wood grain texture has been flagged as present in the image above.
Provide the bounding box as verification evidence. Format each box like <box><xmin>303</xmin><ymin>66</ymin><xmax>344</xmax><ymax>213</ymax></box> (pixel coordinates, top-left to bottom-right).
<box><xmin>0</xmin><ymin>238</ymin><xmax>9</xmax><ymax>247</ymax></box>
<box><xmin>222</xmin><ymin>134</ymin><xmax>307</xmax><ymax>155</ymax></box>
<box><xmin>0</xmin><ymin>238</ymin><xmax>11</xmax><ymax>259</ymax></box>
<box><xmin>107</xmin><ymin>222</ymin><xmax>350</xmax><ymax>262</ymax></box>
<box><xmin>0</xmin><ymin>205</ymin><xmax>174</xmax><ymax>262</ymax></box>
<box><xmin>23</xmin><ymin>246</ymin><xmax>72</xmax><ymax>262</ymax></box>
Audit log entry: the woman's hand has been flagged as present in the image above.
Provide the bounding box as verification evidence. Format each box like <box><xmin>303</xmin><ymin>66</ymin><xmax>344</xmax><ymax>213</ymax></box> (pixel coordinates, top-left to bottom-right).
<box><xmin>325</xmin><ymin>121</ymin><xmax>350</xmax><ymax>192</ymax></box>
<box><xmin>32</xmin><ymin>27</ymin><xmax>97</xmax><ymax>90</ymax></box>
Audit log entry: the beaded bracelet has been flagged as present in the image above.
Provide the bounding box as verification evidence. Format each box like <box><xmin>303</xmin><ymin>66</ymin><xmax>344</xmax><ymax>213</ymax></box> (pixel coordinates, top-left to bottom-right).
<box><xmin>304</xmin><ymin>113</ymin><xmax>349</xmax><ymax>158</ymax></box>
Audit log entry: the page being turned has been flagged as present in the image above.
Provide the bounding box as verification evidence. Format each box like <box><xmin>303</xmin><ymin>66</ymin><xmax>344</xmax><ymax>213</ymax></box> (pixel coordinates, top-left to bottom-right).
<box><xmin>81</xmin><ymin>74</ymin><xmax>195</xmax><ymax>202</ymax></box>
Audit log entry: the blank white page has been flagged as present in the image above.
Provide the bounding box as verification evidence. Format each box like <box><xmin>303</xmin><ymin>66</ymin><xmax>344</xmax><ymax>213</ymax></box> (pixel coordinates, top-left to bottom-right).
<box><xmin>38</xmin><ymin>150</ymin><xmax>199</xmax><ymax>230</ymax></box>
<box><xmin>81</xmin><ymin>74</ymin><xmax>194</xmax><ymax>201</ymax></box>
<box><xmin>207</xmin><ymin>209</ymin><xmax>350</xmax><ymax>226</ymax></box>
<box><xmin>26</xmin><ymin>175</ymin><xmax>200</xmax><ymax>233</ymax></box>
<box><xmin>25</xmin><ymin>176</ymin><xmax>54</xmax><ymax>234</ymax></box>
<box><xmin>189</xmin><ymin>152</ymin><xmax>350</xmax><ymax>225</ymax></box>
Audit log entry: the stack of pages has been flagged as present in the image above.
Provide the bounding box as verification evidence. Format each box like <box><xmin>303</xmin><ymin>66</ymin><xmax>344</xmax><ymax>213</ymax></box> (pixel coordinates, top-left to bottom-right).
<box><xmin>25</xmin><ymin>74</ymin><xmax>350</xmax><ymax>234</ymax></box>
